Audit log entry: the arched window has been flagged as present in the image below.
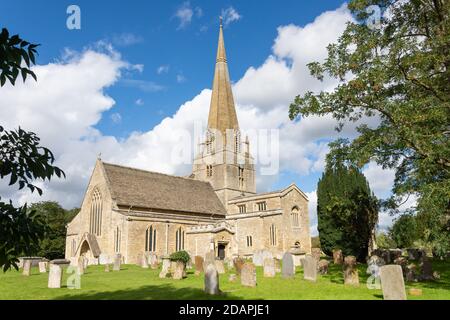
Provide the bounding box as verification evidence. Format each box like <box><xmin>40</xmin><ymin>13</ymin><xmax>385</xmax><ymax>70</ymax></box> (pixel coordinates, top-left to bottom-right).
<box><xmin>145</xmin><ymin>225</ymin><xmax>157</xmax><ymax>252</ymax></box>
<box><xmin>71</xmin><ymin>239</ymin><xmax>77</xmax><ymax>257</ymax></box>
<box><xmin>206</xmin><ymin>131</ymin><xmax>214</xmax><ymax>154</ymax></box>
<box><xmin>114</xmin><ymin>226</ymin><xmax>121</xmax><ymax>253</ymax></box>
<box><xmin>270</xmin><ymin>224</ymin><xmax>277</xmax><ymax>246</ymax></box>
<box><xmin>175</xmin><ymin>227</ymin><xmax>185</xmax><ymax>251</ymax></box>
<box><xmin>246</xmin><ymin>235</ymin><xmax>253</xmax><ymax>247</ymax></box>
<box><xmin>291</xmin><ymin>207</ymin><xmax>300</xmax><ymax>228</ymax></box>
<box><xmin>89</xmin><ymin>188</ymin><xmax>102</xmax><ymax>236</ymax></box>
<box><xmin>206</xmin><ymin>165</ymin><xmax>213</xmax><ymax>177</ymax></box>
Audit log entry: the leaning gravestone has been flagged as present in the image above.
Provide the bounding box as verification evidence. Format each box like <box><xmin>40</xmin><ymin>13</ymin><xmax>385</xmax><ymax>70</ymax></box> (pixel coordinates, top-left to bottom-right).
<box><xmin>48</xmin><ymin>259</ymin><xmax>70</xmax><ymax>289</ymax></box>
<box><xmin>204</xmin><ymin>264</ymin><xmax>220</xmax><ymax>295</ymax></box>
<box><xmin>233</xmin><ymin>257</ymin><xmax>245</xmax><ymax>275</ymax></box>
<box><xmin>343</xmin><ymin>256</ymin><xmax>359</xmax><ymax>286</ymax></box>
<box><xmin>282</xmin><ymin>252</ymin><xmax>295</xmax><ymax>278</ymax></box>
<box><xmin>215</xmin><ymin>260</ymin><xmax>226</xmax><ymax>274</ymax></box>
<box><xmin>22</xmin><ymin>259</ymin><xmax>32</xmax><ymax>276</ymax></box>
<box><xmin>263</xmin><ymin>258</ymin><xmax>276</xmax><ymax>277</ymax></box>
<box><xmin>303</xmin><ymin>255</ymin><xmax>317</xmax><ymax>281</ymax></box>
<box><xmin>318</xmin><ymin>259</ymin><xmax>329</xmax><ymax>275</ymax></box>
<box><xmin>172</xmin><ymin>261</ymin><xmax>185</xmax><ymax>280</ymax></box>
<box><xmin>333</xmin><ymin>249</ymin><xmax>343</xmax><ymax>265</ymax></box>
<box><xmin>379</xmin><ymin>265</ymin><xmax>407</xmax><ymax>300</ymax></box>
<box><xmin>38</xmin><ymin>261</ymin><xmax>47</xmax><ymax>273</ymax></box>
<box><xmin>241</xmin><ymin>262</ymin><xmax>257</xmax><ymax>287</ymax></box>
<box><xmin>194</xmin><ymin>256</ymin><xmax>204</xmax><ymax>275</ymax></box>
<box><xmin>159</xmin><ymin>257</ymin><xmax>171</xmax><ymax>278</ymax></box>
<box><xmin>113</xmin><ymin>254</ymin><xmax>121</xmax><ymax>271</ymax></box>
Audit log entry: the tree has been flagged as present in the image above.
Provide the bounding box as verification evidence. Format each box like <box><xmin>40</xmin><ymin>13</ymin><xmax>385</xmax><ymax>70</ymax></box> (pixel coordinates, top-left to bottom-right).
<box><xmin>0</xmin><ymin>28</ymin><xmax>64</xmax><ymax>271</ymax></box>
<box><xmin>389</xmin><ymin>214</ymin><xmax>419</xmax><ymax>248</ymax></box>
<box><xmin>376</xmin><ymin>232</ymin><xmax>397</xmax><ymax>249</ymax></box>
<box><xmin>29</xmin><ymin>202</ymin><xmax>78</xmax><ymax>260</ymax></box>
<box><xmin>289</xmin><ymin>0</ymin><xmax>450</xmax><ymax>257</ymax></box>
<box><xmin>317</xmin><ymin>163</ymin><xmax>378</xmax><ymax>261</ymax></box>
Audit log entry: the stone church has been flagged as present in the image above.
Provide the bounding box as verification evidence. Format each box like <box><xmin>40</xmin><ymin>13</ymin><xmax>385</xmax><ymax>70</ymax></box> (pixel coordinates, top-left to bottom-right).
<box><xmin>65</xmin><ymin>22</ymin><xmax>311</xmax><ymax>264</ymax></box>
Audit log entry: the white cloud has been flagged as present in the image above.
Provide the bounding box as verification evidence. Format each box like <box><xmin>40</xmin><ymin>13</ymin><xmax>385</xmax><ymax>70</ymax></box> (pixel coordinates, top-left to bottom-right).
<box><xmin>221</xmin><ymin>7</ymin><xmax>242</xmax><ymax>26</ymax></box>
<box><xmin>157</xmin><ymin>65</ymin><xmax>170</xmax><ymax>74</ymax></box>
<box><xmin>174</xmin><ymin>2</ymin><xmax>194</xmax><ymax>30</ymax></box>
<box><xmin>135</xmin><ymin>98</ymin><xmax>144</xmax><ymax>106</ymax></box>
<box><xmin>121</xmin><ymin>79</ymin><xmax>165</xmax><ymax>92</ymax></box>
<box><xmin>110</xmin><ymin>113</ymin><xmax>122</xmax><ymax>124</ymax></box>
<box><xmin>176</xmin><ymin>73</ymin><xmax>186</xmax><ymax>83</ymax></box>
<box><xmin>111</xmin><ymin>33</ymin><xmax>143</xmax><ymax>47</ymax></box>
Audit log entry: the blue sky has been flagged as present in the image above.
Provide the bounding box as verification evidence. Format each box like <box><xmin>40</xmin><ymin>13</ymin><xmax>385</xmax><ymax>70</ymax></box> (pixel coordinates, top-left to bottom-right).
<box><xmin>1</xmin><ymin>1</ymin><xmax>402</xmax><ymax>233</ymax></box>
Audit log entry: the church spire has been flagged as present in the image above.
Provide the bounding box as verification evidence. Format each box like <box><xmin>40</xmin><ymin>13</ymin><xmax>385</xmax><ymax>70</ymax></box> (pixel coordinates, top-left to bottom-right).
<box><xmin>207</xmin><ymin>18</ymin><xmax>239</xmax><ymax>136</ymax></box>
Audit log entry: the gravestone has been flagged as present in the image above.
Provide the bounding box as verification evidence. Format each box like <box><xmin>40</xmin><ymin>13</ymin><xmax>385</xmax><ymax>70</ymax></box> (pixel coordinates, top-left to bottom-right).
<box><xmin>149</xmin><ymin>254</ymin><xmax>158</xmax><ymax>269</ymax></box>
<box><xmin>318</xmin><ymin>259</ymin><xmax>329</xmax><ymax>275</ymax></box>
<box><xmin>233</xmin><ymin>257</ymin><xmax>245</xmax><ymax>275</ymax></box>
<box><xmin>379</xmin><ymin>265</ymin><xmax>407</xmax><ymax>300</ymax></box>
<box><xmin>172</xmin><ymin>261</ymin><xmax>185</xmax><ymax>280</ymax></box>
<box><xmin>311</xmin><ymin>248</ymin><xmax>321</xmax><ymax>263</ymax></box>
<box><xmin>343</xmin><ymin>256</ymin><xmax>359</xmax><ymax>286</ymax></box>
<box><xmin>48</xmin><ymin>260</ymin><xmax>70</xmax><ymax>289</ymax></box>
<box><xmin>405</xmin><ymin>263</ymin><xmax>417</xmax><ymax>282</ymax></box>
<box><xmin>253</xmin><ymin>250</ymin><xmax>273</xmax><ymax>267</ymax></box>
<box><xmin>194</xmin><ymin>256</ymin><xmax>204</xmax><ymax>273</ymax></box>
<box><xmin>274</xmin><ymin>258</ymin><xmax>281</xmax><ymax>273</ymax></box>
<box><xmin>205</xmin><ymin>250</ymin><xmax>215</xmax><ymax>266</ymax></box>
<box><xmin>263</xmin><ymin>258</ymin><xmax>275</xmax><ymax>277</ymax></box>
<box><xmin>159</xmin><ymin>257</ymin><xmax>171</xmax><ymax>278</ymax></box>
<box><xmin>22</xmin><ymin>259</ymin><xmax>32</xmax><ymax>276</ymax></box>
<box><xmin>333</xmin><ymin>249</ymin><xmax>343</xmax><ymax>265</ymax></box>
<box><xmin>113</xmin><ymin>254</ymin><xmax>121</xmax><ymax>271</ymax></box>
<box><xmin>141</xmin><ymin>253</ymin><xmax>149</xmax><ymax>269</ymax></box>
<box><xmin>104</xmin><ymin>263</ymin><xmax>110</xmax><ymax>272</ymax></box>
<box><xmin>215</xmin><ymin>260</ymin><xmax>226</xmax><ymax>274</ymax></box>
<box><xmin>83</xmin><ymin>256</ymin><xmax>89</xmax><ymax>269</ymax></box>
<box><xmin>99</xmin><ymin>253</ymin><xmax>109</xmax><ymax>265</ymax></box>
<box><xmin>303</xmin><ymin>255</ymin><xmax>317</xmax><ymax>281</ymax></box>
<box><xmin>241</xmin><ymin>262</ymin><xmax>257</xmax><ymax>287</ymax></box>
<box><xmin>420</xmin><ymin>256</ymin><xmax>434</xmax><ymax>280</ymax></box>
<box><xmin>204</xmin><ymin>264</ymin><xmax>220</xmax><ymax>295</ymax></box>
<box><xmin>390</xmin><ymin>249</ymin><xmax>402</xmax><ymax>261</ymax></box>
<box><xmin>281</xmin><ymin>252</ymin><xmax>295</xmax><ymax>278</ymax></box>
<box><xmin>38</xmin><ymin>261</ymin><xmax>47</xmax><ymax>273</ymax></box>
<box><xmin>77</xmin><ymin>257</ymin><xmax>85</xmax><ymax>275</ymax></box>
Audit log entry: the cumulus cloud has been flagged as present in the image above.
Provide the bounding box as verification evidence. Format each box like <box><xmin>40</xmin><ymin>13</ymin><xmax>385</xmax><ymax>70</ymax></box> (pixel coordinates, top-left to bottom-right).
<box><xmin>157</xmin><ymin>65</ymin><xmax>170</xmax><ymax>74</ymax></box>
<box><xmin>174</xmin><ymin>2</ymin><xmax>202</xmax><ymax>30</ymax></box>
<box><xmin>110</xmin><ymin>113</ymin><xmax>122</xmax><ymax>124</ymax></box>
<box><xmin>221</xmin><ymin>7</ymin><xmax>242</xmax><ymax>27</ymax></box>
<box><xmin>135</xmin><ymin>98</ymin><xmax>144</xmax><ymax>106</ymax></box>
<box><xmin>1</xmin><ymin>4</ymin><xmax>396</xmax><ymax>233</ymax></box>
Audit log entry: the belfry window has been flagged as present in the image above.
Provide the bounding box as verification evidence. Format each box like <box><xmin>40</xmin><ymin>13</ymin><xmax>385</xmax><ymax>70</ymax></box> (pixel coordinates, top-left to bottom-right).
<box><xmin>291</xmin><ymin>207</ymin><xmax>300</xmax><ymax>227</ymax></box>
<box><xmin>238</xmin><ymin>166</ymin><xmax>244</xmax><ymax>189</ymax></box>
<box><xmin>257</xmin><ymin>201</ymin><xmax>267</xmax><ymax>211</ymax></box>
<box><xmin>270</xmin><ymin>224</ymin><xmax>277</xmax><ymax>246</ymax></box>
<box><xmin>114</xmin><ymin>226</ymin><xmax>121</xmax><ymax>253</ymax></box>
<box><xmin>89</xmin><ymin>188</ymin><xmax>102</xmax><ymax>236</ymax></box>
<box><xmin>145</xmin><ymin>225</ymin><xmax>157</xmax><ymax>252</ymax></box>
<box><xmin>235</xmin><ymin>131</ymin><xmax>241</xmax><ymax>153</ymax></box>
<box><xmin>206</xmin><ymin>165</ymin><xmax>213</xmax><ymax>177</ymax></box>
<box><xmin>238</xmin><ymin>204</ymin><xmax>246</xmax><ymax>214</ymax></box>
<box><xmin>246</xmin><ymin>235</ymin><xmax>253</xmax><ymax>247</ymax></box>
<box><xmin>175</xmin><ymin>227</ymin><xmax>185</xmax><ymax>251</ymax></box>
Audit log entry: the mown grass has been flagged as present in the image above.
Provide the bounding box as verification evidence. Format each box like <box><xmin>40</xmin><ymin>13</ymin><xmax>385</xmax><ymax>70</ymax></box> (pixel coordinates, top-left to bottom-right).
<box><xmin>0</xmin><ymin>259</ymin><xmax>448</xmax><ymax>300</ymax></box>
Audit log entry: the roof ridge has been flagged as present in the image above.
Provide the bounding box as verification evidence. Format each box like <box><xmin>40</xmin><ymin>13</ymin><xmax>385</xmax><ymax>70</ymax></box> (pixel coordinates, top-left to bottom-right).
<box><xmin>102</xmin><ymin>161</ymin><xmax>211</xmax><ymax>185</ymax></box>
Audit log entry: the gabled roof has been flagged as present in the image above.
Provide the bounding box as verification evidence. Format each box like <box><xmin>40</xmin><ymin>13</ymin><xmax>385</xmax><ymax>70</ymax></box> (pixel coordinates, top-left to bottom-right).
<box><xmin>102</xmin><ymin>162</ymin><xmax>226</xmax><ymax>216</ymax></box>
<box><xmin>228</xmin><ymin>183</ymin><xmax>309</xmax><ymax>203</ymax></box>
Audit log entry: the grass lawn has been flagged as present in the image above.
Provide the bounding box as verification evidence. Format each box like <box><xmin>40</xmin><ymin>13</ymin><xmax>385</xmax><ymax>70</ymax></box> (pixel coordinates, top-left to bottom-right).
<box><xmin>0</xmin><ymin>259</ymin><xmax>449</xmax><ymax>300</ymax></box>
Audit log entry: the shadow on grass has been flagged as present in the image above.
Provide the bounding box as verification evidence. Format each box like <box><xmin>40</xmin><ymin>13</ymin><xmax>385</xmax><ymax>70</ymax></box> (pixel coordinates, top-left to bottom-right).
<box><xmin>52</xmin><ymin>283</ymin><xmax>244</xmax><ymax>300</ymax></box>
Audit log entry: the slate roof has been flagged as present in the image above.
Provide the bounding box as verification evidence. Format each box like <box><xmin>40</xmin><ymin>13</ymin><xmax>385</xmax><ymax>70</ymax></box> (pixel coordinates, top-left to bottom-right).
<box><xmin>102</xmin><ymin>162</ymin><xmax>226</xmax><ymax>216</ymax></box>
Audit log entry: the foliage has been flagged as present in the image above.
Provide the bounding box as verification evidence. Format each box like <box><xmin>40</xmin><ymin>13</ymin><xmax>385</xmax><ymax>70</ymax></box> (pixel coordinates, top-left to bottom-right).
<box><xmin>0</xmin><ymin>28</ymin><xmax>64</xmax><ymax>271</ymax></box>
<box><xmin>289</xmin><ymin>0</ymin><xmax>450</xmax><ymax>257</ymax></box>
<box><xmin>389</xmin><ymin>213</ymin><xmax>419</xmax><ymax>248</ymax></box>
<box><xmin>29</xmin><ymin>202</ymin><xmax>78</xmax><ymax>260</ymax></box>
<box><xmin>375</xmin><ymin>232</ymin><xmax>397</xmax><ymax>249</ymax></box>
<box><xmin>317</xmin><ymin>163</ymin><xmax>378</xmax><ymax>261</ymax></box>
<box><xmin>169</xmin><ymin>250</ymin><xmax>190</xmax><ymax>264</ymax></box>
<box><xmin>0</xmin><ymin>28</ymin><xmax>38</xmax><ymax>86</ymax></box>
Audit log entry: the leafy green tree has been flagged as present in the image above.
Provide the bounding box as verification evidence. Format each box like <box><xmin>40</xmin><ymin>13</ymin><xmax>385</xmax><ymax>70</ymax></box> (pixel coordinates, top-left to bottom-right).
<box><xmin>376</xmin><ymin>232</ymin><xmax>397</xmax><ymax>249</ymax></box>
<box><xmin>0</xmin><ymin>28</ymin><xmax>64</xmax><ymax>271</ymax></box>
<box><xmin>28</xmin><ymin>202</ymin><xmax>78</xmax><ymax>260</ymax></box>
<box><xmin>289</xmin><ymin>0</ymin><xmax>450</xmax><ymax>257</ymax></box>
<box><xmin>389</xmin><ymin>214</ymin><xmax>419</xmax><ymax>248</ymax></box>
<box><xmin>317</xmin><ymin>163</ymin><xmax>378</xmax><ymax>261</ymax></box>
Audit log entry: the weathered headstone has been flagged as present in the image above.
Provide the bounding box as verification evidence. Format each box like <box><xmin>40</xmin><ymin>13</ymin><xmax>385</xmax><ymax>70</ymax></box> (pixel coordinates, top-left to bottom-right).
<box><xmin>405</xmin><ymin>263</ymin><xmax>417</xmax><ymax>282</ymax></box>
<box><xmin>172</xmin><ymin>261</ymin><xmax>185</xmax><ymax>280</ymax></box>
<box><xmin>379</xmin><ymin>265</ymin><xmax>407</xmax><ymax>300</ymax></box>
<box><xmin>48</xmin><ymin>264</ymin><xmax>63</xmax><ymax>288</ymax></box>
<box><xmin>104</xmin><ymin>263</ymin><xmax>110</xmax><ymax>272</ymax></box>
<box><xmin>333</xmin><ymin>249</ymin><xmax>343</xmax><ymax>265</ymax></box>
<box><xmin>253</xmin><ymin>250</ymin><xmax>273</xmax><ymax>267</ymax></box>
<box><xmin>343</xmin><ymin>256</ymin><xmax>359</xmax><ymax>286</ymax></box>
<box><xmin>38</xmin><ymin>261</ymin><xmax>47</xmax><ymax>273</ymax></box>
<box><xmin>420</xmin><ymin>256</ymin><xmax>434</xmax><ymax>280</ymax></box>
<box><xmin>263</xmin><ymin>258</ymin><xmax>276</xmax><ymax>277</ymax></box>
<box><xmin>159</xmin><ymin>257</ymin><xmax>171</xmax><ymax>278</ymax></box>
<box><xmin>318</xmin><ymin>259</ymin><xmax>329</xmax><ymax>275</ymax></box>
<box><xmin>113</xmin><ymin>254</ymin><xmax>121</xmax><ymax>271</ymax></box>
<box><xmin>204</xmin><ymin>264</ymin><xmax>220</xmax><ymax>295</ymax></box>
<box><xmin>281</xmin><ymin>252</ymin><xmax>295</xmax><ymax>278</ymax></box>
<box><xmin>149</xmin><ymin>254</ymin><xmax>158</xmax><ymax>269</ymax></box>
<box><xmin>83</xmin><ymin>256</ymin><xmax>89</xmax><ymax>269</ymax></box>
<box><xmin>194</xmin><ymin>256</ymin><xmax>204</xmax><ymax>273</ymax></box>
<box><xmin>233</xmin><ymin>257</ymin><xmax>245</xmax><ymax>275</ymax></box>
<box><xmin>241</xmin><ymin>262</ymin><xmax>257</xmax><ymax>287</ymax></box>
<box><xmin>215</xmin><ymin>260</ymin><xmax>226</xmax><ymax>274</ymax></box>
<box><xmin>77</xmin><ymin>257</ymin><xmax>85</xmax><ymax>275</ymax></box>
<box><xmin>274</xmin><ymin>258</ymin><xmax>281</xmax><ymax>273</ymax></box>
<box><xmin>141</xmin><ymin>253</ymin><xmax>149</xmax><ymax>269</ymax></box>
<box><xmin>22</xmin><ymin>259</ymin><xmax>32</xmax><ymax>276</ymax></box>
<box><xmin>205</xmin><ymin>250</ymin><xmax>215</xmax><ymax>266</ymax></box>
<box><xmin>303</xmin><ymin>255</ymin><xmax>317</xmax><ymax>281</ymax></box>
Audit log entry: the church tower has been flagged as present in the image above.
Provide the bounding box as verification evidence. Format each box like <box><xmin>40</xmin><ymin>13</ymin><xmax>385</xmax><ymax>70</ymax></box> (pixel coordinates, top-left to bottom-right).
<box><xmin>192</xmin><ymin>19</ymin><xmax>256</xmax><ymax>206</ymax></box>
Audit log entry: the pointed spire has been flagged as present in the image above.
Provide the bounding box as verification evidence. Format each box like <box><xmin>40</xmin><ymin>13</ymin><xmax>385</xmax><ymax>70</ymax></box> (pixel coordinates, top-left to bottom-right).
<box><xmin>207</xmin><ymin>18</ymin><xmax>239</xmax><ymax>136</ymax></box>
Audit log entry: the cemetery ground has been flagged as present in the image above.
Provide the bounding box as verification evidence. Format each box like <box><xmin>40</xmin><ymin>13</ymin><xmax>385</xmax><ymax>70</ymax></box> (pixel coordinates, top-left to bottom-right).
<box><xmin>0</xmin><ymin>259</ymin><xmax>449</xmax><ymax>300</ymax></box>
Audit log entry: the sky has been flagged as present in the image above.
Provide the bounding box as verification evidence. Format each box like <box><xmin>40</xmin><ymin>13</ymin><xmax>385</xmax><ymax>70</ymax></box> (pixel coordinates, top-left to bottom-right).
<box><xmin>0</xmin><ymin>1</ymin><xmax>411</xmax><ymax>235</ymax></box>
